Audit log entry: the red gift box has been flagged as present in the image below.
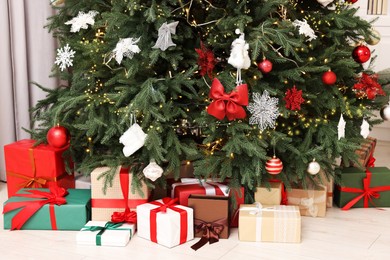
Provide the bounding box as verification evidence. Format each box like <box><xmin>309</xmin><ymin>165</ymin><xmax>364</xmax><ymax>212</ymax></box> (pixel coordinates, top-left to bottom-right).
<box><xmin>4</xmin><ymin>139</ymin><xmax>75</xmax><ymax>198</ymax></box>
<box><xmin>170</xmin><ymin>178</ymin><xmax>244</xmax><ymax>227</ymax></box>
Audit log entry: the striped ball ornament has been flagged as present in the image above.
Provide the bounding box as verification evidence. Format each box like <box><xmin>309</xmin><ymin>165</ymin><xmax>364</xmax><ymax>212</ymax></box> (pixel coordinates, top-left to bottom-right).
<box><xmin>265</xmin><ymin>156</ymin><xmax>283</xmax><ymax>175</ymax></box>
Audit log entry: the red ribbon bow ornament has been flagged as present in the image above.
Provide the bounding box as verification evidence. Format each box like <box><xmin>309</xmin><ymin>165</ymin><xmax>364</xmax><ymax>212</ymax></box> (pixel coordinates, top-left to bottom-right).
<box><xmin>207</xmin><ymin>78</ymin><xmax>248</xmax><ymax>121</ymax></box>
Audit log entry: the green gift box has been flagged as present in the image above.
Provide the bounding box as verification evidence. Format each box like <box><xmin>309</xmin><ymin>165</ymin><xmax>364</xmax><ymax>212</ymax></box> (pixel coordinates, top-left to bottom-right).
<box><xmin>334</xmin><ymin>167</ymin><xmax>390</xmax><ymax>209</ymax></box>
<box><xmin>3</xmin><ymin>188</ymin><xmax>91</xmax><ymax>230</ymax></box>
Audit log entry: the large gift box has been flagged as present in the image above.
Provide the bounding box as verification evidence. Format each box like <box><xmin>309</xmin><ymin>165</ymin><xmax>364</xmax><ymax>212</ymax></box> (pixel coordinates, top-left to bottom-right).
<box><xmin>287</xmin><ymin>186</ymin><xmax>327</xmax><ymax>217</ymax></box>
<box><xmin>91</xmin><ymin>166</ymin><xmax>149</xmax><ymax>221</ymax></box>
<box><xmin>345</xmin><ymin>137</ymin><xmax>377</xmax><ymax>168</ymax></box>
<box><xmin>254</xmin><ymin>181</ymin><xmax>283</xmax><ymax>205</ymax></box>
<box><xmin>136</xmin><ymin>198</ymin><xmax>194</xmax><ymax>248</ymax></box>
<box><xmin>4</xmin><ymin>139</ymin><xmax>75</xmax><ymax>198</ymax></box>
<box><xmin>238</xmin><ymin>204</ymin><xmax>301</xmax><ymax>243</ymax></box>
<box><xmin>334</xmin><ymin>167</ymin><xmax>390</xmax><ymax>209</ymax></box>
<box><xmin>170</xmin><ymin>178</ymin><xmax>244</xmax><ymax>227</ymax></box>
<box><xmin>3</xmin><ymin>188</ymin><xmax>90</xmax><ymax>230</ymax></box>
<box><xmin>319</xmin><ymin>170</ymin><xmax>334</xmax><ymax>208</ymax></box>
<box><xmin>187</xmin><ymin>195</ymin><xmax>229</xmax><ymax>250</ymax></box>
<box><xmin>76</xmin><ymin>221</ymin><xmax>135</xmax><ymax>247</ymax></box>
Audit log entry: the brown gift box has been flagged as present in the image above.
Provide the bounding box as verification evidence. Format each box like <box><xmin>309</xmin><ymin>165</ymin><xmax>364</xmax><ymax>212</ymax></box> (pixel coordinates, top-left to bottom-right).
<box><xmin>287</xmin><ymin>186</ymin><xmax>327</xmax><ymax>217</ymax></box>
<box><xmin>318</xmin><ymin>171</ymin><xmax>333</xmax><ymax>208</ymax></box>
<box><xmin>238</xmin><ymin>204</ymin><xmax>301</xmax><ymax>243</ymax></box>
<box><xmin>351</xmin><ymin>137</ymin><xmax>377</xmax><ymax>167</ymax></box>
<box><xmin>187</xmin><ymin>194</ymin><xmax>230</xmax><ymax>239</ymax></box>
<box><xmin>254</xmin><ymin>182</ymin><xmax>282</xmax><ymax>205</ymax></box>
<box><xmin>91</xmin><ymin>166</ymin><xmax>150</xmax><ymax>221</ymax></box>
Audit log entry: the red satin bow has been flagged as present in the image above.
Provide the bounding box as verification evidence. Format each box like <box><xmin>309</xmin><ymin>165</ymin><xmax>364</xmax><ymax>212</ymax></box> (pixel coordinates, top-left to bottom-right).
<box><xmin>3</xmin><ymin>186</ymin><xmax>68</xmax><ymax>230</ymax></box>
<box><xmin>367</xmin><ymin>155</ymin><xmax>376</xmax><ymax>168</ymax></box>
<box><xmin>340</xmin><ymin>169</ymin><xmax>390</xmax><ymax>210</ymax></box>
<box><xmin>151</xmin><ymin>197</ymin><xmax>179</xmax><ymax>212</ymax></box>
<box><xmin>207</xmin><ymin>78</ymin><xmax>248</xmax><ymax>121</ymax></box>
<box><xmin>191</xmin><ymin>218</ymin><xmax>226</xmax><ymax>251</ymax></box>
<box><xmin>111</xmin><ymin>208</ymin><xmax>137</xmax><ymax>223</ymax></box>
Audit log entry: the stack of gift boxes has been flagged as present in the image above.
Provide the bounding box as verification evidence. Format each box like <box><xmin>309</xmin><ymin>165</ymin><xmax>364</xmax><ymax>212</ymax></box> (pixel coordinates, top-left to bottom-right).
<box><xmin>3</xmin><ymin>137</ymin><xmax>390</xmax><ymax>249</ymax></box>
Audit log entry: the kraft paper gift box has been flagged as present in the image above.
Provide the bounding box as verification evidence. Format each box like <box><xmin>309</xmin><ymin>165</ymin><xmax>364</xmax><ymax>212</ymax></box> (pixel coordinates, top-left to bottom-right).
<box><xmin>3</xmin><ymin>188</ymin><xmax>90</xmax><ymax>230</ymax></box>
<box><xmin>334</xmin><ymin>167</ymin><xmax>390</xmax><ymax>209</ymax></box>
<box><xmin>136</xmin><ymin>198</ymin><xmax>194</xmax><ymax>248</ymax></box>
<box><xmin>91</xmin><ymin>166</ymin><xmax>149</xmax><ymax>221</ymax></box>
<box><xmin>4</xmin><ymin>139</ymin><xmax>75</xmax><ymax>198</ymax></box>
<box><xmin>238</xmin><ymin>204</ymin><xmax>301</xmax><ymax>243</ymax></box>
<box><xmin>254</xmin><ymin>182</ymin><xmax>283</xmax><ymax>205</ymax></box>
<box><xmin>187</xmin><ymin>195</ymin><xmax>230</xmax><ymax>239</ymax></box>
<box><xmin>318</xmin><ymin>170</ymin><xmax>334</xmax><ymax>208</ymax></box>
<box><xmin>287</xmin><ymin>186</ymin><xmax>327</xmax><ymax>217</ymax></box>
<box><xmin>76</xmin><ymin>221</ymin><xmax>135</xmax><ymax>247</ymax></box>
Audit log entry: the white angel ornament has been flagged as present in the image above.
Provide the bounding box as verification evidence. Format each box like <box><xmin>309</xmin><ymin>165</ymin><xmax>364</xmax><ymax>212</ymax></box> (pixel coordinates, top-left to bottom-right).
<box><xmin>153</xmin><ymin>21</ymin><xmax>179</xmax><ymax>51</ymax></box>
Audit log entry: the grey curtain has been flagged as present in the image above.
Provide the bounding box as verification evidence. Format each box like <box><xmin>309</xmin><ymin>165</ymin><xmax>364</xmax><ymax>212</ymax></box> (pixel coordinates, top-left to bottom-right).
<box><xmin>0</xmin><ymin>0</ymin><xmax>58</xmax><ymax>181</ymax></box>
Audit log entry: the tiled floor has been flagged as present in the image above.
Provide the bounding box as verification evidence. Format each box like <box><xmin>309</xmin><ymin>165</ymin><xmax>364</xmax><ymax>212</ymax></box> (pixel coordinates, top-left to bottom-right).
<box><xmin>0</xmin><ymin>141</ymin><xmax>390</xmax><ymax>260</ymax></box>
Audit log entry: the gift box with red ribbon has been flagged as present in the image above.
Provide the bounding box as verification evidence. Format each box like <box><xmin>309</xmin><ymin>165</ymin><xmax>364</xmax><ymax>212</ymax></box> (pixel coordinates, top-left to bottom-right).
<box><xmin>334</xmin><ymin>167</ymin><xmax>390</xmax><ymax>210</ymax></box>
<box><xmin>187</xmin><ymin>194</ymin><xmax>229</xmax><ymax>250</ymax></box>
<box><xmin>170</xmin><ymin>178</ymin><xmax>244</xmax><ymax>227</ymax></box>
<box><xmin>91</xmin><ymin>166</ymin><xmax>149</xmax><ymax>222</ymax></box>
<box><xmin>4</xmin><ymin>139</ymin><xmax>75</xmax><ymax>198</ymax></box>
<box><xmin>136</xmin><ymin>197</ymin><xmax>194</xmax><ymax>248</ymax></box>
<box><xmin>3</xmin><ymin>187</ymin><xmax>90</xmax><ymax>230</ymax></box>
<box><xmin>346</xmin><ymin>137</ymin><xmax>377</xmax><ymax>168</ymax></box>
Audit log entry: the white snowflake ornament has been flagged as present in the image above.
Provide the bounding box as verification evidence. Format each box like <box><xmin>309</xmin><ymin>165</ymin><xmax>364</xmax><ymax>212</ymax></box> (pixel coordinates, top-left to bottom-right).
<box><xmin>65</xmin><ymin>11</ymin><xmax>99</xmax><ymax>33</ymax></box>
<box><xmin>153</xmin><ymin>21</ymin><xmax>179</xmax><ymax>51</ymax></box>
<box><xmin>338</xmin><ymin>114</ymin><xmax>346</xmax><ymax>140</ymax></box>
<box><xmin>248</xmin><ymin>90</ymin><xmax>279</xmax><ymax>132</ymax></box>
<box><xmin>143</xmin><ymin>159</ymin><xmax>164</xmax><ymax>181</ymax></box>
<box><xmin>292</xmin><ymin>19</ymin><xmax>317</xmax><ymax>42</ymax></box>
<box><xmin>111</xmin><ymin>37</ymin><xmax>141</xmax><ymax>64</ymax></box>
<box><xmin>360</xmin><ymin>118</ymin><xmax>370</xmax><ymax>138</ymax></box>
<box><xmin>54</xmin><ymin>44</ymin><xmax>75</xmax><ymax>71</ymax></box>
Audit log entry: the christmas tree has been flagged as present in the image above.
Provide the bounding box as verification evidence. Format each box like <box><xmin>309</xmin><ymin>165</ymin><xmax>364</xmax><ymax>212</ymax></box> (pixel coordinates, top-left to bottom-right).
<box><xmin>31</xmin><ymin>0</ymin><xmax>388</xmax><ymax>198</ymax></box>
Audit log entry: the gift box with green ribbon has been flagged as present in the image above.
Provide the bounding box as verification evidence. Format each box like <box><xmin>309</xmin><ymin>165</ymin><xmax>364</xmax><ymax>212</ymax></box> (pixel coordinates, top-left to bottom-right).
<box><xmin>3</xmin><ymin>188</ymin><xmax>91</xmax><ymax>230</ymax></box>
<box><xmin>76</xmin><ymin>221</ymin><xmax>135</xmax><ymax>246</ymax></box>
<box><xmin>334</xmin><ymin>167</ymin><xmax>390</xmax><ymax>210</ymax></box>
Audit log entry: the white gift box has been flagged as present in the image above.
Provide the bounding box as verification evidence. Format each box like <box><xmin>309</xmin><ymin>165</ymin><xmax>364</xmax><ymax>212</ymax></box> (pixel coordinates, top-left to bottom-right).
<box><xmin>75</xmin><ymin>173</ymin><xmax>91</xmax><ymax>189</ymax></box>
<box><xmin>136</xmin><ymin>198</ymin><xmax>194</xmax><ymax>248</ymax></box>
<box><xmin>76</xmin><ymin>221</ymin><xmax>135</xmax><ymax>247</ymax></box>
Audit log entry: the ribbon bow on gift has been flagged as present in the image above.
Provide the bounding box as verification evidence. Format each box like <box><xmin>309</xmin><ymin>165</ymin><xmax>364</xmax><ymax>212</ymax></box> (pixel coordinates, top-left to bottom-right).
<box><xmin>82</xmin><ymin>222</ymin><xmax>124</xmax><ymax>246</ymax></box>
<box><xmin>3</xmin><ymin>186</ymin><xmax>68</xmax><ymax>230</ymax></box>
<box><xmin>300</xmin><ymin>198</ymin><xmax>318</xmax><ymax>217</ymax></box>
<box><xmin>207</xmin><ymin>78</ymin><xmax>248</xmax><ymax>121</ymax></box>
<box><xmin>191</xmin><ymin>218</ymin><xmax>227</xmax><ymax>251</ymax></box>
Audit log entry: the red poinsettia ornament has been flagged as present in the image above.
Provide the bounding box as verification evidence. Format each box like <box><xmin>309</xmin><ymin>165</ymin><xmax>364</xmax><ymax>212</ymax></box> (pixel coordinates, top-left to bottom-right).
<box><xmin>353</xmin><ymin>73</ymin><xmax>385</xmax><ymax>100</ymax></box>
<box><xmin>195</xmin><ymin>41</ymin><xmax>217</xmax><ymax>79</ymax></box>
<box><xmin>284</xmin><ymin>85</ymin><xmax>305</xmax><ymax>111</ymax></box>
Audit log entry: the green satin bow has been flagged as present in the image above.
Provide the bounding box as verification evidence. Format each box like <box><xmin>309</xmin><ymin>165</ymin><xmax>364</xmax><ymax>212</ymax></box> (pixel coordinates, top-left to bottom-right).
<box><xmin>82</xmin><ymin>222</ymin><xmax>132</xmax><ymax>246</ymax></box>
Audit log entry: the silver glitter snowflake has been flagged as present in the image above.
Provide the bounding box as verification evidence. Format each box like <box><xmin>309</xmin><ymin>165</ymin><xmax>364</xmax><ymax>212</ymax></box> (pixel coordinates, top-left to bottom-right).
<box><xmin>247</xmin><ymin>90</ymin><xmax>279</xmax><ymax>131</ymax></box>
<box><xmin>54</xmin><ymin>44</ymin><xmax>75</xmax><ymax>71</ymax></box>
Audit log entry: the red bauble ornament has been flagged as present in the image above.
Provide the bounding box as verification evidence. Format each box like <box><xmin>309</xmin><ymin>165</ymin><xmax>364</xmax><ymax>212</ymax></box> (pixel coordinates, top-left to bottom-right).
<box><xmin>257</xmin><ymin>59</ymin><xmax>273</xmax><ymax>74</ymax></box>
<box><xmin>47</xmin><ymin>125</ymin><xmax>70</xmax><ymax>148</ymax></box>
<box><xmin>352</xmin><ymin>45</ymin><xmax>371</xmax><ymax>63</ymax></box>
<box><xmin>346</xmin><ymin>0</ymin><xmax>358</xmax><ymax>3</ymax></box>
<box><xmin>265</xmin><ymin>156</ymin><xmax>283</xmax><ymax>175</ymax></box>
<box><xmin>322</xmin><ymin>71</ymin><xmax>337</xmax><ymax>85</ymax></box>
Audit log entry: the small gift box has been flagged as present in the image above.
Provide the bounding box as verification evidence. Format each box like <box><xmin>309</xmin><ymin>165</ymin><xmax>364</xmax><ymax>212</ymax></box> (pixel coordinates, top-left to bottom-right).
<box><xmin>170</xmin><ymin>178</ymin><xmax>243</xmax><ymax>227</ymax></box>
<box><xmin>287</xmin><ymin>186</ymin><xmax>327</xmax><ymax>217</ymax></box>
<box><xmin>254</xmin><ymin>182</ymin><xmax>283</xmax><ymax>205</ymax></box>
<box><xmin>238</xmin><ymin>203</ymin><xmax>301</xmax><ymax>243</ymax></box>
<box><xmin>75</xmin><ymin>173</ymin><xmax>91</xmax><ymax>189</ymax></box>
<box><xmin>187</xmin><ymin>195</ymin><xmax>229</xmax><ymax>250</ymax></box>
<box><xmin>136</xmin><ymin>198</ymin><xmax>194</xmax><ymax>248</ymax></box>
<box><xmin>318</xmin><ymin>171</ymin><xmax>334</xmax><ymax>208</ymax></box>
<box><xmin>334</xmin><ymin>167</ymin><xmax>390</xmax><ymax>209</ymax></box>
<box><xmin>3</xmin><ymin>188</ymin><xmax>90</xmax><ymax>230</ymax></box>
<box><xmin>91</xmin><ymin>166</ymin><xmax>149</xmax><ymax>221</ymax></box>
<box><xmin>76</xmin><ymin>221</ymin><xmax>135</xmax><ymax>247</ymax></box>
<box><xmin>4</xmin><ymin>139</ymin><xmax>75</xmax><ymax>198</ymax></box>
